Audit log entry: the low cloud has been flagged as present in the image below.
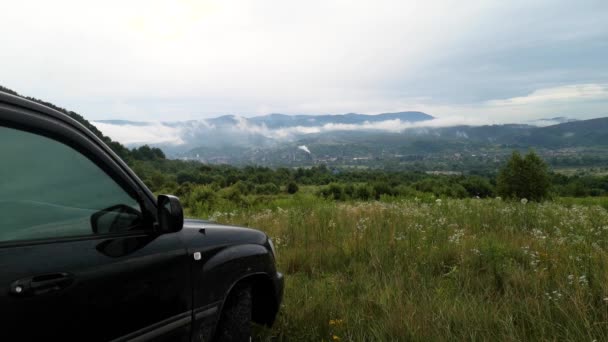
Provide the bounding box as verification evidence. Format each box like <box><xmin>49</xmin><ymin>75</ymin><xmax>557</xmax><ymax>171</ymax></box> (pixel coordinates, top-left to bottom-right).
<box><xmin>94</xmin><ymin>115</ymin><xmax>493</xmax><ymax>147</ymax></box>
<box><xmin>268</xmin><ymin>116</ymin><xmax>491</xmax><ymax>139</ymax></box>
<box><xmin>486</xmin><ymin>84</ymin><xmax>608</xmax><ymax>107</ymax></box>
<box><xmin>93</xmin><ymin>121</ymin><xmax>185</xmax><ymax>145</ymax></box>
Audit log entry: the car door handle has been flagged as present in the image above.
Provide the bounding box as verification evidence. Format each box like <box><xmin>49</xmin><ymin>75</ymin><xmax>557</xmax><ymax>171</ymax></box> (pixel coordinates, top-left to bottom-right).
<box><xmin>10</xmin><ymin>272</ymin><xmax>75</xmax><ymax>297</ymax></box>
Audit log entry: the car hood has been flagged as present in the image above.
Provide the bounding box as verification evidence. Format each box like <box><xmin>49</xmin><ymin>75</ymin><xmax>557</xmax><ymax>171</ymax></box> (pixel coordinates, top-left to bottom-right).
<box><xmin>179</xmin><ymin>218</ymin><xmax>268</xmax><ymax>252</ymax></box>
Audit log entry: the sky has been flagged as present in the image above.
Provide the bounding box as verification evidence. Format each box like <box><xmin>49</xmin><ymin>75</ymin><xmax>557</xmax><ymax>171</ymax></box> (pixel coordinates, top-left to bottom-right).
<box><xmin>1</xmin><ymin>0</ymin><xmax>607</xmax><ymax>123</ymax></box>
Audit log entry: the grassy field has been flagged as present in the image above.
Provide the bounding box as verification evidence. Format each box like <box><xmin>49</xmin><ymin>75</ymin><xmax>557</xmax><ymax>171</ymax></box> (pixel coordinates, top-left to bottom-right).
<box><xmin>201</xmin><ymin>196</ymin><xmax>608</xmax><ymax>341</ymax></box>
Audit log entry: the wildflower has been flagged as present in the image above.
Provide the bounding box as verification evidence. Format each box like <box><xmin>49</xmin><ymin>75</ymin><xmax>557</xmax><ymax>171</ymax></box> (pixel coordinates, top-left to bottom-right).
<box><xmin>436</xmin><ymin>199</ymin><xmax>442</xmax><ymax>205</ymax></box>
<box><xmin>531</xmin><ymin>229</ymin><xmax>546</xmax><ymax>240</ymax></box>
<box><xmin>448</xmin><ymin>229</ymin><xmax>465</xmax><ymax>244</ymax></box>
<box><xmin>521</xmin><ymin>198</ymin><xmax>528</xmax><ymax>205</ymax></box>
<box><xmin>579</xmin><ymin>275</ymin><xmax>588</xmax><ymax>286</ymax></box>
<box><xmin>329</xmin><ymin>319</ymin><xmax>344</xmax><ymax>326</ymax></box>
<box><xmin>328</xmin><ymin>219</ymin><xmax>337</xmax><ymax>229</ymax></box>
<box><xmin>332</xmin><ymin>335</ymin><xmax>341</xmax><ymax>341</ymax></box>
<box><xmin>545</xmin><ymin>290</ymin><xmax>562</xmax><ymax>301</ymax></box>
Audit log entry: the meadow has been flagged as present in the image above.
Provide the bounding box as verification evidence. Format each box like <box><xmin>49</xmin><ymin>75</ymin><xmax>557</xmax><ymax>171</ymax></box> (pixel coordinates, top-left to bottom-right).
<box><xmin>195</xmin><ymin>195</ymin><xmax>608</xmax><ymax>341</ymax></box>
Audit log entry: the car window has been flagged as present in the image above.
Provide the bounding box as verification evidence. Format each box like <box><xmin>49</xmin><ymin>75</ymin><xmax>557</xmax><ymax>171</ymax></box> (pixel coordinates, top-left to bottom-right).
<box><xmin>0</xmin><ymin>126</ymin><xmax>142</xmax><ymax>243</ymax></box>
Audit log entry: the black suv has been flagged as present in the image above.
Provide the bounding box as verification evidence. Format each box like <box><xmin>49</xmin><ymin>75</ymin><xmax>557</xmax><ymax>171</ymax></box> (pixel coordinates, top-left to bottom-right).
<box><xmin>0</xmin><ymin>92</ymin><xmax>283</xmax><ymax>341</ymax></box>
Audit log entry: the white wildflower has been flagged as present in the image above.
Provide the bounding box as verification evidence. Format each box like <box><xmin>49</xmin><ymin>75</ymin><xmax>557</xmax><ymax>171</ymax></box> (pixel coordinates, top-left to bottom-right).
<box><xmin>448</xmin><ymin>229</ymin><xmax>465</xmax><ymax>244</ymax></box>
<box><xmin>578</xmin><ymin>275</ymin><xmax>588</xmax><ymax>286</ymax></box>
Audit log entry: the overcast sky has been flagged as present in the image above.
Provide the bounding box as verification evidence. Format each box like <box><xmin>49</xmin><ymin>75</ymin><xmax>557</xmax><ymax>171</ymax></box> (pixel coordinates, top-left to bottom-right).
<box><xmin>1</xmin><ymin>0</ymin><xmax>607</xmax><ymax>122</ymax></box>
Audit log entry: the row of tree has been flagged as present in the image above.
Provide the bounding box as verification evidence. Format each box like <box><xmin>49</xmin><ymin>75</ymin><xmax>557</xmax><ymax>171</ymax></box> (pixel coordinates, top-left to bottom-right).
<box><xmin>133</xmin><ymin>148</ymin><xmax>606</xmax><ymax>202</ymax></box>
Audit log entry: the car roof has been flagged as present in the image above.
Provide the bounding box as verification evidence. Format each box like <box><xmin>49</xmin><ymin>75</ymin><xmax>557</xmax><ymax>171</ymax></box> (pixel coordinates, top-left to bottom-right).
<box><xmin>0</xmin><ymin>90</ymin><xmax>99</xmax><ymax>142</ymax></box>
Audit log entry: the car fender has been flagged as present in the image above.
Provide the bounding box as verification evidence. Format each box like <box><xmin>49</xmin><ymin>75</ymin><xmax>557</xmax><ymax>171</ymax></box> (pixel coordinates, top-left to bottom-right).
<box><xmin>190</xmin><ymin>243</ymin><xmax>278</xmax><ymax>340</ymax></box>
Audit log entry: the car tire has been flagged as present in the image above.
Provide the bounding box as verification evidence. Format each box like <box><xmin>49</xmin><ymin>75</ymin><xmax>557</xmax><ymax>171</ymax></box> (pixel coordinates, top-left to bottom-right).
<box><xmin>214</xmin><ymin>283</ymin><xmax>252</xmax><ymax>342</ymax></box>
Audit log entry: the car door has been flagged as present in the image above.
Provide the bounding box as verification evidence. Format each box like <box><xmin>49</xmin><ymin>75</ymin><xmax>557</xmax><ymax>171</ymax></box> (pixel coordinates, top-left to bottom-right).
<box><xmin>0</xmin><ymin>110</ymin><xmax>191</xmax><ymax>341</ymax></box>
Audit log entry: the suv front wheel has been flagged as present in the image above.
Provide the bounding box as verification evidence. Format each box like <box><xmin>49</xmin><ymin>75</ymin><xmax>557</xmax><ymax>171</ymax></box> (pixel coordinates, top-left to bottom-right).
<box><xmin>214</xmin><ymin>283</ymin><xmax>252</xmax><ymax>342</ymax></box>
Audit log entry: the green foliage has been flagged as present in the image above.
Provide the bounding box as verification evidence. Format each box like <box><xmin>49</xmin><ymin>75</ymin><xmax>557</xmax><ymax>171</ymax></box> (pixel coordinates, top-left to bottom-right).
<box><xmin>255</xmin><ymin>183</ymin><xmax>280</xmax><ymax>195</ymax></box>
<box><xmin>130</xmin><ymin>145</ymin><xmax>165</xmax><ymax>160</ymax></box>
<box><xmin>460</xmin><ymin>175</ymin><xmax>495</xmax><ymax>198</ymax></box>
<box><xmin>354</xmin><ymin>184</ymin><xmax>373</xmax><ymax>200</ymax></box>
<box><xmin>286</xmin><ymin>181</ymin><xmax>299</xmax><ymax>194</ymax></box>
<box><xmin>320</xmin><ymin>183</ymin><xmax>345</xmax><ymax>201</ymax></box>
<box><xmin>372</xmin><ymin>182</ymin><xmax>393</xmax><ymax>199</ymax></box>
<box><xmin>497</xmin><ymin>151</ymin><xmax>551</xmax><ymax>201</ymax></box>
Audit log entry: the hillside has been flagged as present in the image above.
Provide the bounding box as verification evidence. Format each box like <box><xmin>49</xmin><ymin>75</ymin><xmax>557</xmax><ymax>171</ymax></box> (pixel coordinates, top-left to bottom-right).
<box><xmin>514</xmin><ymin>117</ymin><xmax>608</xmax><ymax>148</ymax></box>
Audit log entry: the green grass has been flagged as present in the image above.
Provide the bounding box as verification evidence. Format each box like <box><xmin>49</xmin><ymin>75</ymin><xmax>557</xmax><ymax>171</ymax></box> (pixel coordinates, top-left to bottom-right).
<box><xmin>200</xmin><ymin>197</ymin><xmax>608</xmax><ymax>341</ymax></box>
<box><xmin>557</xmin><ymin>197</ymin><xmax>608</xmax><ymax>210</ymax></box>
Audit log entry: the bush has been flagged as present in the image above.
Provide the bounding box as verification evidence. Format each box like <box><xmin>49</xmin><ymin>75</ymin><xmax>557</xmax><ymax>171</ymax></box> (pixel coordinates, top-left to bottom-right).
<box><xmin>220</xmin><ymin>187</ymin><xmax>248</xmax><ymax>207</ymax></box>
<box><xmin>286</xmin><ymin>181</ymin><xmax>299</xmax><ymax>194</ymax></box>
<box><xmin>185</xmin><ymin>185</ymin><xmax>218</xmax><ymax>215</ymax></box>
<box><xmin>460</xmin><ymin>176</ymin><xmax>495</xmax><ymax>198</ymax></box>
<box><xmin>354</xmin><ymin>185</ymin><xmax>373</xmax><ymax>200</ymax></box>
<box><xmin>319</xmin><ymin>183</ymin><xmax>345</xmax><ymax>201</ymax></box>
<box><xmin>255</xmin><ymin>183</ymin><xmax>280</xmax><ymax>195</ymax></box>
<box><xmin>372</xmin><ymin>182</ymin><xmax>393</xmax><ymax>199</ymax></box>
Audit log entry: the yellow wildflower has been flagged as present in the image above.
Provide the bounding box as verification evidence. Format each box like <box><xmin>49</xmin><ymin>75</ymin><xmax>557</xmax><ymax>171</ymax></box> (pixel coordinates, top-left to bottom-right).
<box><xmin>329</xmin><ymin>319</ymin><xmax>344</xmax><ymax>326</ymax></box>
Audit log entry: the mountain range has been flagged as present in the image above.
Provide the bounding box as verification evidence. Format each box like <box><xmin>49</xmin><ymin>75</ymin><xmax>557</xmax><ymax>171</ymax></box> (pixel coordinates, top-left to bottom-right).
<box><xmin>2</xmin><ymin>84</ymin><xmax>607</xmax><ymax>170</ymax></box>
<box><xmin>93</xmin><ymin>111</ymin><xmax>608</xmax><ymax>168</ymax></box>
<box><xmin>93</xmin><ymin>111</ymin><xmax>438</xmax><ymax>153</ymax></box>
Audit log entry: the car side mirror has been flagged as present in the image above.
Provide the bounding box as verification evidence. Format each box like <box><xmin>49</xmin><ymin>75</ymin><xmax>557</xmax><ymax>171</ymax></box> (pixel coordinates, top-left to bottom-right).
<box><xmin>157</xmin><ymin>195</ymin><xmax>184</xmax><ymax>233</ymax></box>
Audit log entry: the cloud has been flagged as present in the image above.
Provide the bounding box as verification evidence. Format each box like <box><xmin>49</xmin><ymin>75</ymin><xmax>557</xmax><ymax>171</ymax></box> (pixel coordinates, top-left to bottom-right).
<box><xmin>93</xmin><ymin>115</ymin><xmax>493</xmax><ymax>147</ymax></box>
<box><xmin>1</xmin><ymin>1</ymin><xmax>607</xmax><ymax>121</ymax></box>
<box><xmin>264</xmin><ymin>117</ymin><xmax>490</xmax><ymax>138</ymax></box>
<box><xmin>93</xmin><ymin>122</ymin><xmax>185</xmax><ymax>145</ymax></box>
<box><xmin>486</xmin><ymin>84</ymin><xmax>608</xmax><ymax>106</ymax></box>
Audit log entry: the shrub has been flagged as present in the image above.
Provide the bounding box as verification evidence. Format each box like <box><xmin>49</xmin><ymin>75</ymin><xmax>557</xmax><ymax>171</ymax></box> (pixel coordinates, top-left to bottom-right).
<box><xmin>372</xmin><ymin>182</ymin><xmax>393</xmax><ymax>199</ymax></box>
<box><xmin>354</xmin><ymin>185</ymin><xmax>373</xmax><ymax>200</ymax></box>
<box><xmin>460</xmin><ymin>176</ymin><xmax>495</xmax><ymax>198</ymax></box>
<box><xmin>185</xmin><ymin>185</ymin><xmax>218</xmax><ymax>215</ymax></box>
<box><xmin>255</xmin><ymin>183</ymin><xmax>280</xmax><ymax>195</ymax></box>
<box><xmin>319</xmin><ymin>183</ymin><xmax>345</xmax><ymax>201</ymax></box>
<box><xmin>286</xmin><ymin>181</ymin><xmax>299</xmax><ymax>194</ymax></box>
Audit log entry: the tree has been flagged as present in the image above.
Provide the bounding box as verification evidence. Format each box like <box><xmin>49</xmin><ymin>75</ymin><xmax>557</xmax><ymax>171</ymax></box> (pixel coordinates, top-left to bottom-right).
<box><xmin>497</xmin><ymin>151</ymin><xmax>550</xmax><ymax>201</ymax></box>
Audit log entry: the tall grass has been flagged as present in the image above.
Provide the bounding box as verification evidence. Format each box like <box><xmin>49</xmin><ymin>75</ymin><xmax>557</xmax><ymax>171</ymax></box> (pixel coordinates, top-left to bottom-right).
<box><xmin>203</xmin><ymin>196</ymin><xmax>608</xmax><ymax>341</ymax></box>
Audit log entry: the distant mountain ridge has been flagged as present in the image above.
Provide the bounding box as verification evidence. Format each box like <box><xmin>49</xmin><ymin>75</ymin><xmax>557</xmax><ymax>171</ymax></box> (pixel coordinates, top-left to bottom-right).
<box><xmin>92</xmin><ymin>108</ymin><xmax>608</xmax><ymax>165</ymax></box>
<box><xmin>517</xmin><ymin>117</ymin><xmax>608</xmax><ymax>148</ymax></box>
<box><xmin>3</xmin><ymin>84</ymin><xmax>608</xmax><ymax>170</ymax></box>
<box><xmin>248</xmin><ymin>111</ymin><xmax>434</xmax><ymax>128</ymax></box>
<box><xmin>97</xmin><ymin>111</ymin><xmax>434</xmax><ymax>128</ymax></box>
<box><xmin>94</xmin><ymin>111</ymin><xmax>437</xmax><ymax>156</ymax></box>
